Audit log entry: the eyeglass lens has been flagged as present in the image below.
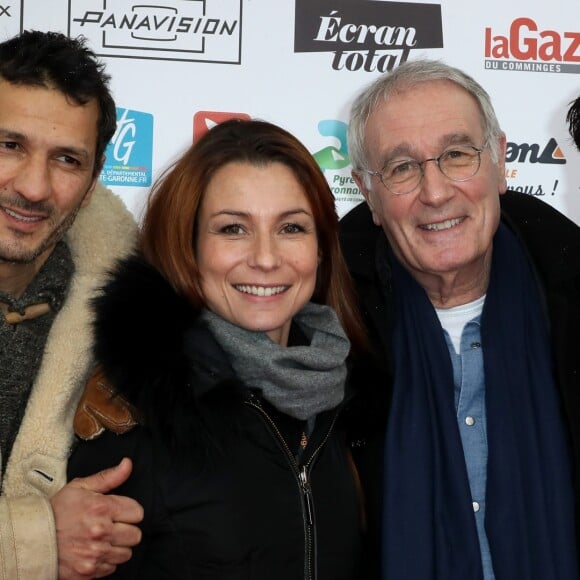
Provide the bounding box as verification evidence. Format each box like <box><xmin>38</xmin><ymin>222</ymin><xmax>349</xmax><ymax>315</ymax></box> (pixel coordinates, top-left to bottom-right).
<box><xmin>382</xmin><ymin>145</ymin><xmax>482</xmax><ymax>194</ymax></box>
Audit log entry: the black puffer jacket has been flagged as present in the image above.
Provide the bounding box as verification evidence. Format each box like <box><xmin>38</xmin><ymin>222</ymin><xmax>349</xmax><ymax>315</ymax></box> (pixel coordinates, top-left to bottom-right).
<box><xmin>67</xmin><ymin>256</ymin><xmax>362</xmax><ymax>580</ymax></box>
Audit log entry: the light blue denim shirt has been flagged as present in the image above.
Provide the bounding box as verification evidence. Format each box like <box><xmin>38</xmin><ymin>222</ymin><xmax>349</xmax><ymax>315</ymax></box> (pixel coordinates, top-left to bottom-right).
<box><xmin>443</xmin><ymin>316</ymin><xmax>496</xmax><ymax>580</ymax></box>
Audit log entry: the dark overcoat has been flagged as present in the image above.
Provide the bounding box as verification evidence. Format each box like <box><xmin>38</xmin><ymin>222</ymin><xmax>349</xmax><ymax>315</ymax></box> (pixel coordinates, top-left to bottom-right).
<box><xmin>339</xmin><ymin>190</ymin><xmax>580</xmax><ymax>578</ymax></box>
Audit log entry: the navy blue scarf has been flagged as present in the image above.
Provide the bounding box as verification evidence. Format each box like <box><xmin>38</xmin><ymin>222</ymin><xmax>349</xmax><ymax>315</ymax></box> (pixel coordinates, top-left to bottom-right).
<box><xmin>383</xmin><ymin>223</ymin><xmax>578</xmax><ymax>579</ymax></box>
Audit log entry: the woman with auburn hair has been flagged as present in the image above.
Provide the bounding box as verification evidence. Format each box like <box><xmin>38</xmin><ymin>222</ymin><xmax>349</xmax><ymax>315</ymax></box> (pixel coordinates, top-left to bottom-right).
<box><xmin>68</xmin><ymin>119</ymin><xmax>366</xmax><ymax>579</ymax></box>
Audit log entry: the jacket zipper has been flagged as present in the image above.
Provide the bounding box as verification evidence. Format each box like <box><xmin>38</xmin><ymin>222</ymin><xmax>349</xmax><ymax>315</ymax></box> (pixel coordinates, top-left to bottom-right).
<box><xmin>245</xmin><ymin>395</ymin><xmax>338</xmax><ymax>580</ymax></box>
<box><xmin>299</xmin><ymin>465</ymin><xmax>315</xmax><ymax>579</ymax></box>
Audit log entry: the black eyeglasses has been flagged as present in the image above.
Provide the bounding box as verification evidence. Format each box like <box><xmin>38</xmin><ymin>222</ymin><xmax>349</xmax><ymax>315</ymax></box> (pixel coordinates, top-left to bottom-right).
<box><xmin>362</xmin><ymin>144</ymin><xmax>487</xmax><ymax>195</ymax></box>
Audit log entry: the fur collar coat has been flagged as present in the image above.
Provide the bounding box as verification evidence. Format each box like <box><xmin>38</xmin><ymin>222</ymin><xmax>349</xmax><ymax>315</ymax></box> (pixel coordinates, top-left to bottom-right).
<box><xmin>0</xmin><ymin>183</ymin><xmax>137</xmax><ymax>580</ymax></box>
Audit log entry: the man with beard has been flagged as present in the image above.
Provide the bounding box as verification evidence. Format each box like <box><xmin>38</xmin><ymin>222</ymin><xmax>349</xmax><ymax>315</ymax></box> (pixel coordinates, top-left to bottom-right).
<box><xmin>0</xmin><ymin>31</ymin><xmax>142</xmax><ymax>579</ymax></box>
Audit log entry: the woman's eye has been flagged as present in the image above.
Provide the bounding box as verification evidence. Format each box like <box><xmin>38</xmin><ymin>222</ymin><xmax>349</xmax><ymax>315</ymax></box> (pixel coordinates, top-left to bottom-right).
<box><xmin>220</xmin><ymin>224</ymin><xmax>245</xmax><ymax>235</ymax></box>
<box><xmin>281</xmin><ymin>223</ymin><xmax>305</xmax><ymax>234</ymax></box>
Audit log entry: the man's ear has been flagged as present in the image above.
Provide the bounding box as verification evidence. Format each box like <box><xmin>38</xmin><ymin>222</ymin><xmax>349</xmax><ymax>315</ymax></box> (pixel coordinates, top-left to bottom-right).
<box><xmin>352</xmin><ymin>170</ymin><xmax>381</xmax><ymax>226</ymax></box>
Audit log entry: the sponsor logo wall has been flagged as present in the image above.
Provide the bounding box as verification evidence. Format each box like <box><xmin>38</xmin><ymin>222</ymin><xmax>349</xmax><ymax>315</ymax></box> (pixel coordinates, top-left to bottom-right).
<box><xmin>5</xmin><ymin>0</ymin><xmax>580</xmax><ymax>223</ymax></box>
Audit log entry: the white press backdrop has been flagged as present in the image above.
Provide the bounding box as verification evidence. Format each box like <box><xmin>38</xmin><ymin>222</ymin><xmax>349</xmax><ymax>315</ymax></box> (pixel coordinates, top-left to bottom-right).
<box><xmin>2</xmin><ymin>0</ymin><xmax>580</xmax><ymax>223</ymax></box>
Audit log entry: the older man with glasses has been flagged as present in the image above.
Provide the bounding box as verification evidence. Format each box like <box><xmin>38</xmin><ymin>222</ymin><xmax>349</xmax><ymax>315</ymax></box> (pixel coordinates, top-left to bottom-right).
<box><xmin>341</xmin><ymin>59</ymin><xmax>580</xmax><ymax>580</ymax></box>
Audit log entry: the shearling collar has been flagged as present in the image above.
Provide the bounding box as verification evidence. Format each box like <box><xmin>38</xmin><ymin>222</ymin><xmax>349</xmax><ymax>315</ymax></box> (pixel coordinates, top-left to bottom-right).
<box><xmin>3</xmin><ymin>183</ymin><xmax>138</xmax><ymax>497</ymax></box>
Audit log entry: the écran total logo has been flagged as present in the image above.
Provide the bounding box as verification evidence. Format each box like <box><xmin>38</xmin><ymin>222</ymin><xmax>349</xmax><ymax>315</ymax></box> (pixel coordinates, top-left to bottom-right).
<box><xmin>68</xmin><ymin>0</ymin><xmax>242</xmax><ymax>64</ymax></box>
<box><xmin>484</xmin><ymin>17</ymin><xmax>580</xmax><ymax>74</ymax></box>
<box><xmin>294</xmin><ymin>0</ymin><xmax>443</xmax><ymax>73</ymax></box>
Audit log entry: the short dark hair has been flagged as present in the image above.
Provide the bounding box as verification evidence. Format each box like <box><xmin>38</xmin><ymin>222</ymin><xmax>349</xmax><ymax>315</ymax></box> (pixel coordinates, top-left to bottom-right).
<box><xmin>141</xmin><ymin>118</ymin><xmax>368</xmax><ymax>354</ymax></box>
<box><xmin>0</xmin><ymin>30</ymin><xmax>116</xmax><ymax>173</ymax></box>
<box><xmin>567</xmin><ymin>96</ymin><xmax>580</xmax><ymax>152</ymax></box>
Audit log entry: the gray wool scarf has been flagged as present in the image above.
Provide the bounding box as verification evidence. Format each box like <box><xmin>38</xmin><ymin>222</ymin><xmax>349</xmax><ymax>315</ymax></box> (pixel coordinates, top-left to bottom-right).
<box><xmin>200</xmin><ymin>302</ymin><xmax>350</xmax><ymax>420</ymax></box>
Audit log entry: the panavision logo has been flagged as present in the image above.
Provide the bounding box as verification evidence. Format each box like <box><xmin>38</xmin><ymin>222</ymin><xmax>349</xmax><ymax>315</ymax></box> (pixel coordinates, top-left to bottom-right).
<box><xmin>294</xmin><ymin>0</ymin><xmax>442</xmax><ymax>72</ymax></box>
<box><xmin>68</xmin><ymin>0</ymin><xmax>242</xmax><ymax>64</ymax></box>
<box><xmin>485</xmin><ymin>18</ymin><xmax>580</xmax><ymax>74</ymax></box>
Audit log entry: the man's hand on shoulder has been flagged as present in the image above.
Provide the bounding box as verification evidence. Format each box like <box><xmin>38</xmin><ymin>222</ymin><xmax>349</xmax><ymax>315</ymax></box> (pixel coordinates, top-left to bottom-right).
<box><xmin>51</xmin><ymin>457</ymin><xmax>144</xmax><ymax>579</ymax></box>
